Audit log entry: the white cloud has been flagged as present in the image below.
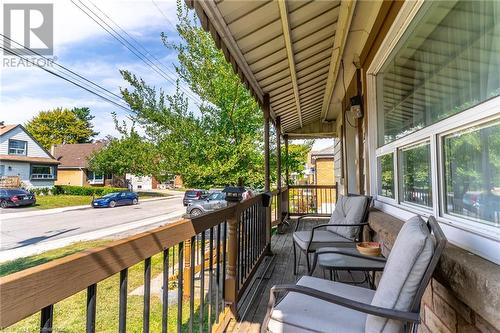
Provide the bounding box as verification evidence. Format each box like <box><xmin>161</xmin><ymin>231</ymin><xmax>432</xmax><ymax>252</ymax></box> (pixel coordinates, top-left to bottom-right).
<box><xmin>0</xmin><ymin>0</ymin><xmax>179</xmax><ymax>51</ymax></box>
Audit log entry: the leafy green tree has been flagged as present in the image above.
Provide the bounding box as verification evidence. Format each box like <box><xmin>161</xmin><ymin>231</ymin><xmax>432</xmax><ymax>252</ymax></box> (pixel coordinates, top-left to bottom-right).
<box><xmin>70</xmin><ymin>107</ymin><xmax>99</xmax><ymax>140</ymax></box>
<box><xmin>284</xmin><ymin>141</ymin><xmax>313</xmax><ymax>178</ymax></box>
<box><xmin>116</xmin><ymin>3</ymin><xmax>264</xmax><ymax>188</ymax></box>
<box><xmin>25</xmin><ymin>107</ymin><xmax>98</xmax><ymax>150</ymax></box>
<box><xmin>87</xmin><ymin>130</ymin><xmax>159</xmax><ymax>178</ymax></box>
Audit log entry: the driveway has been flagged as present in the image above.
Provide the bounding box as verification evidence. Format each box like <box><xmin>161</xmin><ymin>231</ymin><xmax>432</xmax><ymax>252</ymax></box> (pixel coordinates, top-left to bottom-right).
<box><xmin>0</xmin><ymin>197</ymin><xmax>185</xmax><ymax>260</ymax></box>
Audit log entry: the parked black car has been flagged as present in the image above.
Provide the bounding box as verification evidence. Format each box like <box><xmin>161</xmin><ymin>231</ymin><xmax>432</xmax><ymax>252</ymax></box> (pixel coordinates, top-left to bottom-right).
<box><xmin>183</xmin><ymin>189</ymin><xmax>208</xmax><ymax>206</ymax></box>
<box><xmin>0</xmin><ymin>188</ymin><xmax>36</xmax><ymax>208</ymax></box>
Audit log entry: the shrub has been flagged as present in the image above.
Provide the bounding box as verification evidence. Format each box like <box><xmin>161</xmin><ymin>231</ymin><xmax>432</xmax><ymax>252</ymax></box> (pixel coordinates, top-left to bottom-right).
<box><xmin>52</xmin><ymin>185</ymin><xmax>128</xmax><ymax>196</ymax></box>
<box><xmin>30</xmin><ymin>187</ymin><xmax>52</xmax><ymax>196</ymax></box>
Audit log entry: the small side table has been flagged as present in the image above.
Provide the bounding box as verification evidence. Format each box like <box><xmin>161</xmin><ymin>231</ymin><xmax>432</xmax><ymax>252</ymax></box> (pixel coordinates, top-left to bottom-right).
<box><xmin>314</xmin><ymin>247</ymin><xmax>386</xmax><ymax>289</ymax></box>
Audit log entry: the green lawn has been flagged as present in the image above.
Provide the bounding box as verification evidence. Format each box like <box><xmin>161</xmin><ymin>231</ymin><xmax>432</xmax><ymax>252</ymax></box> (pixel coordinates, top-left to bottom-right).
<box><xmin>31</xmin><ymin>192</ymin><xmax>171</xmax><ymax>210</ymax></box>
<box><xmin>34</xmin><ymin>195</ymin><xmax>94</xmax><ymax>209</ymax></box>
<box><xmin>1</xmin><ymin>242</ymin><xmax>212</xmax><ymax>333</ymax></box>
<box><xmin>0</xmin><ymin>240</ymin><xmax>110</xmax><ymax>277</ymax></box>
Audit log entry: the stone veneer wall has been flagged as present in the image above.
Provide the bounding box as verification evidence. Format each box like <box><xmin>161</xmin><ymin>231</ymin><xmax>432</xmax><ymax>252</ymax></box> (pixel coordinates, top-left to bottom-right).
<box><xmin>364</xmin><ymin>209</ymin><xmax>500</xmax><ymax>333</ymax></box>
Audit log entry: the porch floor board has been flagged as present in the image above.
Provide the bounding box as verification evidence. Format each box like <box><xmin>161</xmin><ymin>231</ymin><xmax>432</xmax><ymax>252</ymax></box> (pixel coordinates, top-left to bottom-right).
<box><xmin>228</xmin><ymin>219</ymin><xmax>369</xmax><ymax>333</ymax></box>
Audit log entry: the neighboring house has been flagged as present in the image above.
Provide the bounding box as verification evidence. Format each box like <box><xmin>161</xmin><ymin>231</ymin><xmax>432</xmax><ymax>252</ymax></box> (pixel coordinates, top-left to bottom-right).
<box><xmin>0</xmin><ymin>124</ymin><xmax>60</xmax><ymax>188</ymax></box>
<box><xmin>310</xmin><ymin>145</ymin><xmax>335</xmax><ymax>185</ymax></box>
<box><xmin>126</xmin><ymin>174</ymin><xmax>184</xmax><ymax>191</ymax></box>
<box><xmin>51</xmin><ymin>143</ymin><xmax>125</xmax><ymax>187</ymax></box>
<box><xmin>126</xmin><ymin>174</ymin><xmax>156</xmax><ymax>191</ymax></box>
<box><xmin>310</xmin><ymin>145</ymin><xmax>335</xmax><ymax>213</ymax></box>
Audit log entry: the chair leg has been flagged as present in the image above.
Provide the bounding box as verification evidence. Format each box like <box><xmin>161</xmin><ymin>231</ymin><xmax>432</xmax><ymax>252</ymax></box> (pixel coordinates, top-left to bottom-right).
<box><xmin>306</xmin><ymin>251</ymin><xmax>311</xmax><ymax>272</ymax></box>
<box><xmin>293</xmin><ymin>241</ymin><xmax>297</xmax><ymax>275</ymax></box>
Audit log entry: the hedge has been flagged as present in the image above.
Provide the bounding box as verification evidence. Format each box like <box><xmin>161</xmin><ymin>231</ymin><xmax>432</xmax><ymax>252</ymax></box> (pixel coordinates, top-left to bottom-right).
<box><xmin>52</xmin><ymin>185</ymin><xmax>128</xmax><ymax>196</ymax></box>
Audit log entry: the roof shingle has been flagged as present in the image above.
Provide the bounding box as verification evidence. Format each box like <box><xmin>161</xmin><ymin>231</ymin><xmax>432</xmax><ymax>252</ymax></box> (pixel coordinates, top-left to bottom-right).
<box><xmin>52</xmin><ymin>143</ymin><xmax>105</xmax><ymax>168</ymax></box>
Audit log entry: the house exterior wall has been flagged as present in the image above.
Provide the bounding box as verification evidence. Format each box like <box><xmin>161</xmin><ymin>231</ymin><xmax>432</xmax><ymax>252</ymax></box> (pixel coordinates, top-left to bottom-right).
<box><xmin>315</xmin><ymin>158</ymin><xmax>335</xmax><ymax>213</ymax></box>
<box><xmin>0</xmin><ymin>126</ymin><xmax>51</xmax><ymax>158</ymax></box>
<box><xmin>1</xmin><ymin>161</ymin><xmax>54</xmax><ymax>188</ymax></box>
<box><xmin>126</xmin><ymin>174</ymin><xmax>153</xmax><ymax>191</ymax></box>
<box><xmin>55</xmin><ymin>169</ymin><xmax>84</xmax><ymax>186</ymax></box>
<box><xmin>365</xmin><ymin>210</ymin><xmax>500</xmax><ymax>333</ymax></box>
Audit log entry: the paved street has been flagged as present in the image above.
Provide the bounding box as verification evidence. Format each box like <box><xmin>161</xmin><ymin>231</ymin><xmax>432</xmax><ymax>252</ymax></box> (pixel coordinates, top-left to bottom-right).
<box><xmin>0</xmin><ymin>197</ymin><xmax>185</xmax><ymax>258</ymax></box>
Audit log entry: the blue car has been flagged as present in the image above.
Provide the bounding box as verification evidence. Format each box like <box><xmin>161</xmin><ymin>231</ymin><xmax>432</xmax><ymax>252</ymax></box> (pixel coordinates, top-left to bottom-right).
<box><xmin>92</xmin><ymin>191</ymin><xmax>139</xmax><ymax>208</ymax></box>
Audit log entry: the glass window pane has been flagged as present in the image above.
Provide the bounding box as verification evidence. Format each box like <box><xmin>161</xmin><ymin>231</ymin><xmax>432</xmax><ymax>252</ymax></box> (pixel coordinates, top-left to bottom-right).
<box><xmin>377</xmin><ymin>154</ymin><xmax>395</xmax><ymax>198</ymax></box>
<box><xmin>443</xmin><ymin>121</ymin><xmax>500</xmax><ymax>226</ymax></box>
<box><xmin>8</xmin><ymin>140</ymin><xmax>27</xmax><ymax>155</ymax></box>
<box><xmin>377</xmin><ymin>1</ymin><xmax>500</xmax><ymax>146</ymax></box>
<box><xmin>399</xmin><ymin>142</ymin><xmax>432</xmax><ymax>208</ymax></box>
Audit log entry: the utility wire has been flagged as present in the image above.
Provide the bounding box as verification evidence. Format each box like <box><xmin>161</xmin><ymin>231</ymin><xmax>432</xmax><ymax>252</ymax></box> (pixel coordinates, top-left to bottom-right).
<box><xmin>2</xmin><ymin>46</ymin><xmax>134</xmax><ymax>113</ymax></box>
<box><xmin>88</xmin><ymin>0</ymin><xmax>187</xmax><ymax>97</ymax></box>
<box><xmin>1</xmin><ymin>34</ymin><xmax>126</xmax><ymax>105</ymax></box>
<box><xmin>72</xmin><ymin>0</ymin><xmax>202</xmax><ymax>106</ymax></box>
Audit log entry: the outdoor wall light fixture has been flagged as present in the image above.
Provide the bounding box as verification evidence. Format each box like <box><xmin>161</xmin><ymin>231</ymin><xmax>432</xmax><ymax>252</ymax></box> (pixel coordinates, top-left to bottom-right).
<box><xmin>350</xmin><ymin>95</ymin><xmax>363</xmax><ymax>119</ymax></box>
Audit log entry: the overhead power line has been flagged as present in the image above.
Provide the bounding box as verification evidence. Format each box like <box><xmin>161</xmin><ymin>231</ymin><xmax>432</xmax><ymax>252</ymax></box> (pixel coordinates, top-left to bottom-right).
<box><xmin>72</xmin><ymin>0</ymin><xmax>203</xmax><ymax>106</ymax></box>
<box><xmin>1</xmin><ymin>44</ymin><xmax>134</xmax><ymax>113</ymax></box>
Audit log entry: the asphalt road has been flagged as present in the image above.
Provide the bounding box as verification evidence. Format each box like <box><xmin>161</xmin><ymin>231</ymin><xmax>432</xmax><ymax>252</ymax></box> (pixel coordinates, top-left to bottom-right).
<box><xmin>0</xmin><ymin>197</ymin><xmax>184</xmax><ymax>252</ymax></box>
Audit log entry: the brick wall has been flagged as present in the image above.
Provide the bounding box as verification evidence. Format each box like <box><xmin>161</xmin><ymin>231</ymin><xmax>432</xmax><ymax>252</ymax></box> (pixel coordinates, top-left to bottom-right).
<box><xmin>365</xmin><ymin>209</ymin><xmax>500</xmax><ymax>333</ymax></box>
<box><xmin>419</xmin><ymin>279</ymin><xmax>498</xmax><ymax>333</ymax></box>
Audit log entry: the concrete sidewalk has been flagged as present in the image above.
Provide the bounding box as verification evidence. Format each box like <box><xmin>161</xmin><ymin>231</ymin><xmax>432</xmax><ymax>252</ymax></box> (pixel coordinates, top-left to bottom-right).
<box><xmin>0</xmin><ymin>209</ymin><xmax>185</xmax><ymax>262</ymax></box>
<box><xmin>0</xmin><ymin>195</ymin><xmax>183</xmax><ymax>220</ymax></box>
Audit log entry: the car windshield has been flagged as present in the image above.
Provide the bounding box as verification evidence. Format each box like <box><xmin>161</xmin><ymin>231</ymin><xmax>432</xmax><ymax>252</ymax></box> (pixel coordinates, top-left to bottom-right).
<box><xmin>101</xmin><ymin>193</ymin><xmax>118</xmax><ymax>198</ymax></box>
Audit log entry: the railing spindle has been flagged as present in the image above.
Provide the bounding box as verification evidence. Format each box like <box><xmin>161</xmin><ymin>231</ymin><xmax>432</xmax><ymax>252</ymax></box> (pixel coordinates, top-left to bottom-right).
<box><xmin>119</xmin><ymin>269</ymin><xmax>128</xmax><ymax>333</ymax></box>
<box><xmin>215</xmin><ymin>225</ymin><xmax>221</xmax><ymax>321</ymax></box>
<box><xmin>189</xmin><ymin>236</ymin><xmax>196</xmax><ymax>333</ymax></box>
<box><xmin>40</xmin><ymin>304</ymin><xmax>53</xmax><ymax>333</ymax></box>
<box><xmin>222</xmin><ymin>221</ymin><xmax>227</xmax><ymax>308</ymax></box>
<box><xmin>177</xmin><ymin>242</ymin><xmax>184</xmax><ymax>333</ymax></box>
<box><xmin>199</xmin><ymin>232</ymin><xmax>206</xmax><ymax>333</ymax></box>
<box><xmin>86</xmin><ymin>284</ymin><xmax>97</xmax><ymax>333</ymax></box>
<box><xmin>143</xmin><ymin>257</ymin><xmax>151</xmax><ymax>333</ymax></box>
<box><xmin>208</xmin><ymin>227</ymin><xmax>214</xmax><ymax>331</ymax></box>
<box><xmin>162</xmin><ymin>249</ymin><xmax>169</xmax><ymax>333</ymax></box>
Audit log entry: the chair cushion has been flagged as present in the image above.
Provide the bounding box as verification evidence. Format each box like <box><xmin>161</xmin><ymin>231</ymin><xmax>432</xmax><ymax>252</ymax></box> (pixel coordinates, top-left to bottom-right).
<box><xmin>327</xmin><ymin>195</ymin><xmax>369</xmax><ymax>240</ymax></box>
<box><xmin>293</xmin><ymin>230</ymin><xmax>354</xmax><ymax>251</ymax></box>
<box><xmin>268</xmin><ymin>276</ymin><xmax>374</xmax><ymax>333</ymax></box>
<box><xmin>365</xmin><ymin>216</ymin><xmax>434</xmax><ymax>333</ymax></box>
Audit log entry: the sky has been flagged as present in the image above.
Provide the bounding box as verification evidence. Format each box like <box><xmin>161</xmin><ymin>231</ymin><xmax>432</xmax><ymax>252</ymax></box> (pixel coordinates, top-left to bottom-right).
<box><xmin>0</xmin><ymin>0</ymin><xmax>332</xmax><ymax>151</ymax></box>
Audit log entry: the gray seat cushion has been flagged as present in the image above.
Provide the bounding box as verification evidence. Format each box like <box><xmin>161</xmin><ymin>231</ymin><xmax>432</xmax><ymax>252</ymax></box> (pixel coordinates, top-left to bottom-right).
<box><xmin>326</xmin><ymin>195</ymin><xmax>369</xmax><ymax>240</ymax></box>
<box><xmin>268</xmin><ymin>276</ymin><xmax>374</xmax><ymax>333</ymax></box>
<box><xmin>365</xmin><ymin>216</ymin><xmax>434</xmax><ymax>333</ymax></box>
<box><xmin>293</xmin><ymin>230</ymin><xmax>354</xmax><ymax>251</ymax></box>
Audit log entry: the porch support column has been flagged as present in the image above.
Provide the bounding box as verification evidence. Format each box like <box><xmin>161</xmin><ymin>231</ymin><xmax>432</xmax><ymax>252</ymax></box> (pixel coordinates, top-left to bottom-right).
<box><xmin>284</xmin><ymin>134</ymin><xmax>289</xmax><ymax>186</ymax></box>
<box><xmin>276</xmin><ymin>116</ymin><xmax>282</xmax><ymax>224</ymax></box>
<box><xmin>284</xmin><ymin>134</ymin><xmax>290</xmax><ymax>220</ymax></box>
<box><xmin>263</xmin><ymin>94</ymin><xmax>272</xmax><ymax>254</ymax></box>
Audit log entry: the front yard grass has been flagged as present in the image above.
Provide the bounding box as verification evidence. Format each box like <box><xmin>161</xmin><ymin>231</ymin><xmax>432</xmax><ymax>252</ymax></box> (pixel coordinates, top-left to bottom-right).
<box><xmin>0</xmin><ymin>240</ymin><xmax>110</xmax><ymax>277</ymax></box>
<box><xmin>34</xmin><ymin>194</ymin><xmax>94</xmax><ymax>209</ymax></box>
<box><xmin>1</xmin><ymin>242</ymin><xmax>210</xmax><ymax>333</ymax></box>
<box><xmin>31</xmin><ymin>192</ymin><xmax>171</xmax><ymax>210</ymax></box>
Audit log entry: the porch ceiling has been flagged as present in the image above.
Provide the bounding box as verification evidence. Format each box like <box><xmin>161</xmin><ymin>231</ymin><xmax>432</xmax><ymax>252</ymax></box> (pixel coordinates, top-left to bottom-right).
<box><xmin>187</xmin><ymin>0</ymin><xmax>384</xmax><ymax>137</ymax></box>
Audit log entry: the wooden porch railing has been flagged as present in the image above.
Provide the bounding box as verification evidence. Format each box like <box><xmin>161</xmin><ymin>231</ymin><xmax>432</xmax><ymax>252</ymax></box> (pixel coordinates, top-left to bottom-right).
<box><xmin>0</xmin><ymin>193</ymin><xmax>274</xmax><ymax>333</ymax></box>
<box><xmin>287</xmin><ymin>184</ymin><xmax>338</xmax><ymax>215</ymax></box>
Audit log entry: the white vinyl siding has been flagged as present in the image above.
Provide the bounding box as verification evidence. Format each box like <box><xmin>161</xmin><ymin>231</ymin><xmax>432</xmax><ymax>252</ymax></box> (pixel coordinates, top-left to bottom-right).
<box><xmin>0</xmin><ymin>126</ymin><xmax>51</xmax><ymax>158</ymax></box>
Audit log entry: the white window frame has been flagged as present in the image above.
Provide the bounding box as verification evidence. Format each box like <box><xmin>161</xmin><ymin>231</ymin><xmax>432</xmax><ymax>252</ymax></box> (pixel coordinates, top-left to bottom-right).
<box><xmin>8</xmin><ymin>139</ymin><xmax>27</xmax><ymax>155</ymax></box>
<box><xmin>366</xmin><ymin>0</ymin><xmax>500</xmax><ymax>264</ymax></box>
<box><xmin>87</xmin><ymin>171</ymin><xmax>104</xmax><ymax>185</ymax></box>
<box><xmin>31</xmin><ymin>165</ymin><xmax>55</xmax><ymax>180</ymax></box>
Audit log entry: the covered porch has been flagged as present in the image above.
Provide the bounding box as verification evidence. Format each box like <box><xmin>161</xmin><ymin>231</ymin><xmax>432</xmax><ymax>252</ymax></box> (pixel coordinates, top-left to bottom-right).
<box><xmin>1</xmin><ymin>0</ymin><xmax>499</xmax><ymax>333</ymax></box>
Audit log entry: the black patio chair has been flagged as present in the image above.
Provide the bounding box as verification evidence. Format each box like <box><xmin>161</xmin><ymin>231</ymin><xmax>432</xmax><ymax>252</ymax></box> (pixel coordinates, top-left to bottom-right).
<box><xmin>292</xmin><ymin>194</ymin><xmax>372</xmax><ymax>274</ymax></box>
<box><xmin>262</xmin><ymin>215</ymin><xmax>447</xmax><ymax>333</ymax></box>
